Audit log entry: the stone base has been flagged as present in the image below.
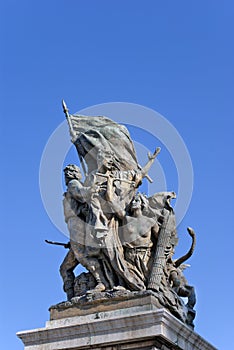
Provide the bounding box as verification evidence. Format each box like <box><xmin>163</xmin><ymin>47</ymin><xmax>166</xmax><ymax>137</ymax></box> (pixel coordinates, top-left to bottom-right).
<box><xmin>17</xmin><ymin>292</ymin><xmax>217</xmax><ymax>350</ymax></box>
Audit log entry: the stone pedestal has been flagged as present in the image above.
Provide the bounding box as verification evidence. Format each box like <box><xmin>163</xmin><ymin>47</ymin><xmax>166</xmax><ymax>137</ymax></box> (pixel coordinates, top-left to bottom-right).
<box><xmin>17</xmin><ymin>292</ymin><xmax>217</xmax><ymax>350</ymax></box>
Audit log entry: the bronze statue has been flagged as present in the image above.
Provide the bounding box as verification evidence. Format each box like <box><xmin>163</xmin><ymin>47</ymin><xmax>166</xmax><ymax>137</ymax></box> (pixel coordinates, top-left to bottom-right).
<box><xmin>46</xmin><ymin>101</ymin><xmax>197</xmax><ymax>329</ymax></box>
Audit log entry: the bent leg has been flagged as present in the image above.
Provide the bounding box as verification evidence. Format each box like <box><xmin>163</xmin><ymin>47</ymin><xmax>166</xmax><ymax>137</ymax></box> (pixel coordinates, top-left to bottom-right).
<box><xmin>59</xmin><ymin>249</ymin><xmax>78</xmax><ymax>300</ymax></box>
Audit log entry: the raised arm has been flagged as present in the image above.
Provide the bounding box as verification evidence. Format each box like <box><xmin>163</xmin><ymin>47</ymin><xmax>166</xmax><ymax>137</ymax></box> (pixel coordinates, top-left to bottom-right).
<box><xmin>141</xmin><ymin>147</ymin><xmax>161</xmax><ymax>178</ymax></box>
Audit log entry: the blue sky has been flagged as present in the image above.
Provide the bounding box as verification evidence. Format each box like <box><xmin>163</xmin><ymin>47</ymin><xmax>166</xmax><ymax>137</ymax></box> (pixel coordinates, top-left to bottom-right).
<box><xmin>1</xmin><ymin>1</ymin><xmax>234</xmax><ymax>349</ymax></box>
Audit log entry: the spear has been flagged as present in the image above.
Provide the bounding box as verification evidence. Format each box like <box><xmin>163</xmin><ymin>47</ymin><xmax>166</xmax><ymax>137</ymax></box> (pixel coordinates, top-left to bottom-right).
<box><xmin>95</xmin><ymin>172</ymin><xmax>135</xmax><ymax>185</ymax></box>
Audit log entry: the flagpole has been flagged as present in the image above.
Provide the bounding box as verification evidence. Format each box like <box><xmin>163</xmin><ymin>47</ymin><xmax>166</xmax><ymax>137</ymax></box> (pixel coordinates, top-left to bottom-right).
<box><xmin>62</xmin><ymin>100</ymin><xmax>88</xmax><ymax>177</ymax></box>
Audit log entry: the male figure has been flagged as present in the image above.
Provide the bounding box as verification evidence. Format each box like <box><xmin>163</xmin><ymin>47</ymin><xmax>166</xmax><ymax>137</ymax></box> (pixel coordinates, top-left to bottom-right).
<box><xmin>60</xmin><ymin>164</ymin><xmax>107</xmax><ymax>299</ymax></box>
<box><xmin>61</xmin><ymin>161</ymin><xmax>140</xmax><ymax>296</ymax></box>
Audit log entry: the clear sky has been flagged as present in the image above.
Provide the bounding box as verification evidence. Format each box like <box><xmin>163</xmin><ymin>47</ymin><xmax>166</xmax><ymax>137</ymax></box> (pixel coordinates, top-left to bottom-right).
<box><xmin>1</xmin><ymin>1</ymin><xmax>234</xmax><ymax>349</ymax></box>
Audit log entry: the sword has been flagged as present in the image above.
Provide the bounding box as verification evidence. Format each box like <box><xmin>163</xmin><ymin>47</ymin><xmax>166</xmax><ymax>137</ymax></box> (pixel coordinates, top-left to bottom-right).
<box><xmin>45</xmin><ymin>239</ymin><xmax>70</xmax><ymax>249</ymax></box>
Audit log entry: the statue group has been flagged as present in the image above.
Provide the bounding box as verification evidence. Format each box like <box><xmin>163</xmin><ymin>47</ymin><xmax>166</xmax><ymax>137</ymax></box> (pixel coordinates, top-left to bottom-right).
<box><xmin>49</xmin><ymin>102</ymin><xmax>196</xmax><ymax>329</ymax></box>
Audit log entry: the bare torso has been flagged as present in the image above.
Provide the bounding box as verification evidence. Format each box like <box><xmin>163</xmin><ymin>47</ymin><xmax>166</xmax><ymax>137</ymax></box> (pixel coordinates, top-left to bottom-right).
<box><xmin>121</xmin><ymin>214</ymin><xmax>158</xmax><ymax>248</ymax></box>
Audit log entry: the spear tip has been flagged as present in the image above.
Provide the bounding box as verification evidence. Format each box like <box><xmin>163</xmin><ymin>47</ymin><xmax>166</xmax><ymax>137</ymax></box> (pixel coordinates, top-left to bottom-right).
<box><xmin>62</xmin><ymin>99</ymin><xmax>68</xmax><ymax>114</ymax></box>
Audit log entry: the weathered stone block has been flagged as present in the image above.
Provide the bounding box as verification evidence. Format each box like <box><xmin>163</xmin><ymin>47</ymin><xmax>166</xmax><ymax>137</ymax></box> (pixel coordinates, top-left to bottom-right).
<box><xmin>17</xmin><ymin>296</ymin><xmax>217</xmax><ymax>350</ymax></box>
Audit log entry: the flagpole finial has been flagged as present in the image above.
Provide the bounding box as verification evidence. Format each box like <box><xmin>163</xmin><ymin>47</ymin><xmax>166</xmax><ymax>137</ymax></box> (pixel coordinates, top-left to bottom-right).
<box><xmin>62</xmin><ymin>99</ymin><xmax>68</xmax><ymax>114</ymax></box>
<box><xmin>62</xmin><ymin>99</ymin><xmax>76</xmax><ymax>142</ymax></box>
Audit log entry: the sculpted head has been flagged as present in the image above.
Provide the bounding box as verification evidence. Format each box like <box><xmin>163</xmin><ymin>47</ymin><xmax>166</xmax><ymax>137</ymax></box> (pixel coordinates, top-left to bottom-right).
<box><xmin>130</xmin><ymin>193</ymin><xmax>148</xmax><ymax>212</ymax></box>
<box><xmin>63</xmin><ymin>164</ymin><xmax>82</xmax><ymax>185</ymax></box>
<box><xmin>96</xmin><ymin>149</ymin><xmax>114</xmax><ymax>171</ymax></box>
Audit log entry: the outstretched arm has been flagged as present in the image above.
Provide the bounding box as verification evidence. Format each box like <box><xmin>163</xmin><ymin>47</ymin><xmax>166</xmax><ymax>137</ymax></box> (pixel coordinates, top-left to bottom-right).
<box><xmin>67</xmin><ymin>179</ymin><xmax>96</xmax><ymax>203</ymax></box>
